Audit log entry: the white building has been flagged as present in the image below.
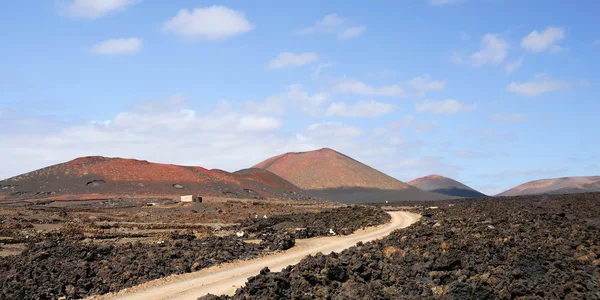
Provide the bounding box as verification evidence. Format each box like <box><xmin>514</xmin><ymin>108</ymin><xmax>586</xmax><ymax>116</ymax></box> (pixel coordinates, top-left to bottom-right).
<box><xmin>180</xmin><ymin>195</ymin><xmax>193</xmax><ymax>202</ymax></box>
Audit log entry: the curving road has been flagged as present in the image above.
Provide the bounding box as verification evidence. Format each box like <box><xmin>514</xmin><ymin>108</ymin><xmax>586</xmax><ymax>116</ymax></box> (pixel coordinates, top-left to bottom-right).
<box><xmin>91</xmin><ymin>211</ymin><xmax>420</xmax><ymax>300</ymax></box>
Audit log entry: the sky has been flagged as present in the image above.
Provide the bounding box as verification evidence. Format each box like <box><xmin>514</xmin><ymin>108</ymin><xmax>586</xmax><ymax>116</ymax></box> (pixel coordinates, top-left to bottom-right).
<box><xmin>1</xmin><ymin>0</ymin><xmax>599</xmax><ymax>195</ymax></box>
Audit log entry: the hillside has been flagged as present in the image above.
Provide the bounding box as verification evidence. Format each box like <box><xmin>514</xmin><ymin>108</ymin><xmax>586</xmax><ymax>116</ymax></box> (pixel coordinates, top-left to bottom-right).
<box><xmin>498</xmin><ymin>176</ymin><xmax>600</xmax><ymax>196</ymax></box>
<box><xmin>408</xmin><ymin>174</ymin><xmax>487</xmax><ymax>198</ymax></box>
<box><xmin>253</xmin><ymin>148</ymin><xmax>450</xmax><ymax>203</ymax></box>
<box><xmin>0</xmin><ymin>156</ymin><xmax>313</xmax><ymax>202</ymax></box>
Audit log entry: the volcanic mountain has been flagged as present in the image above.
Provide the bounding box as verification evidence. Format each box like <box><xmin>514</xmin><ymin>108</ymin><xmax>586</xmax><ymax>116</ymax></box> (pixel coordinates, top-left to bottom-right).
<box><xmin>498</xmin><ymin>176</ymin><xmax>600</xmax><ymax>196</ymax></box>
<box><xmin>252</xmin><ymin>148</ymin><xmax>450</xmax><ymax>203</ymax></box>
<box><xmin>408</xmin><ymin>174</ymin><xmax>487</xmax><ymax>198</ymax></box>
<box><xmin>0</xmin><ymin>156</ymin><xmax>312</xmax><ymax>202</ymax></box>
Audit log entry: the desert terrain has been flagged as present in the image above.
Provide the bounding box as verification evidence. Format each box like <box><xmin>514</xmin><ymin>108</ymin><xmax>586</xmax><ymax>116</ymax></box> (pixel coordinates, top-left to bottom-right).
<box><xmin>1</xmin><ymin>149</ymin><xmax>599</xmax><ymax>300</ymax></box>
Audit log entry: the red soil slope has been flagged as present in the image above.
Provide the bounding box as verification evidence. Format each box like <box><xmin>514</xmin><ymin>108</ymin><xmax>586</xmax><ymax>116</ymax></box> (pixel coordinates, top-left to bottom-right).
<box><xmin>253</xmin><ymin>148</ymin><xmax>411</xmax><ymax>190</ymax></box>
<box><xmin>408</xmin><ymin>174</ymin><xmax>487</xmax><ymax>198</ymax></box>
<box><xmin>498</xmin><ymin>176</ymin><xmax>600</xmax><ymax>196</ymax></box>
<box><xmin>252</xmin><ymin>148</ymin><xmax>450</xmax><ymax>203</ymax></box>
<box><xmin>0</xmin><ymin>156</ymin><xmax>312</xmax><ymax>201</ymax></box>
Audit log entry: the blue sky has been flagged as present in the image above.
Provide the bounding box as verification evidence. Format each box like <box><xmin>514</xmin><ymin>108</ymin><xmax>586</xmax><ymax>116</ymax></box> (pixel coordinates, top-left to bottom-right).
<box><xmin>1</xmin><ymin>0</ymin><xmax>598</xmax><ymax>195</ymax></box>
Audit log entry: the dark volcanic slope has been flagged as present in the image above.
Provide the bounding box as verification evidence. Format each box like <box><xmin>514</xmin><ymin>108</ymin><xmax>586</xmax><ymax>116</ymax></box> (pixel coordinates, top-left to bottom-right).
<box><xmin>0</xmin><ymin>156</ymin><xmax>312</xmax><ymax>201</ymax></box>
<box><xmin>253</xmin><ymin>148</ymin><xmax>450</xmax><ymax>203</ymax></box>
<box><xmin>408</xmin><ymin>174</ymin><xmax>487</xmax><ymax>198</ymax></box>
<box><xmin>498</xmin><ymin>176</ymin><xmax>600</xmax><ymax>196</ymax></box>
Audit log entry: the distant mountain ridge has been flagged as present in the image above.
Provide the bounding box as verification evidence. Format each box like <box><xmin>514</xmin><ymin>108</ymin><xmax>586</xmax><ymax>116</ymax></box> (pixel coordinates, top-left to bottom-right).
<box><xmin>253</xmin><ymin>148</ymin><xmax>451</xmax><ymax>203</ymax></box>
<box><xmin>0</xmin><ymin>156</ymin><xmax>312</xmax><ymax>201</ymax></box>
<box><xmin>408</xmin><ymin>174</ymin><xmax>487</xmax><ymax>198</ymax></box>
<box><xmin>498</xmin><ymin>176</ymin><xmax>600</xmax><ymax>196</ymax></box>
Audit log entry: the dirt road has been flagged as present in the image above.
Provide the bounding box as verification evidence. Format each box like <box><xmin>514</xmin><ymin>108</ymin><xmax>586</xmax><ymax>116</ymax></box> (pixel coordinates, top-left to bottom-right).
<box><xmin>92</xmin><ymin>211</ymin><xmax>420</xmax><ymax>300</ymax></box>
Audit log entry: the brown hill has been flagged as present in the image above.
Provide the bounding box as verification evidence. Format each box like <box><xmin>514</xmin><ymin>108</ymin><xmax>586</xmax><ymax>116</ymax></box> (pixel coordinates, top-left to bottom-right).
<box><xmin>253</xmin><ymin>148</ymin><xmax>450</xmax><ymax>203</ymax></box>
<box><xmin>498</xmin><ymin>176</ymin><xmax>600</xmax><ymax>196</ymax></box>
<box><xmin>408</xmin><ymin>174</ymin><xmax>487</xmax><ymax>198</ymax></box>
<box><xmin>0</xmin><ymin>156</ymin><xmax>313</xmax><ymax>202</ymax></box>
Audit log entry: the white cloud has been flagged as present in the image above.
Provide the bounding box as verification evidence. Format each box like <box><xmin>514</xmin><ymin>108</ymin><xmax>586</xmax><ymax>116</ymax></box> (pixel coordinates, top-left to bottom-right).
<box><xmin>245</xmin><ymin>84</ymin><xmax>329</xmax><ymax>116</ymax></box>
<box><xmin>462</xmin><ymin>129</ymin><xmax>518</xmax><ymax>141</ymax></box>
<box><xmin>306</xmin><ymin>122</ymin><xmax>363</xmax><ymax>137</ymax></box>
<box><xmin>507</xmin><ymin>73</ymin><xmax>569</xmax><ymax>97</ymax></box>
<box><xmin>471</xmin><ymin>34</ymin><xmax>510</xmax><ymax>66</ymax></box>
<box><xmin>163</xmin><ymin>6</ymin><xmax>254</xmax><ymax>40</ymax></box>
<box><xmin>505</xmin><ymin>56</ymin><xmax>524</xmax><ymax>74</ymax></box>
<box><xmin>339</xmin><ymin>26</ymin><xmax>367</xmax><ymax>40</ymax></box>
<box><xmin>89</xmin><ymin>38</ymin><xmax>142</xmax><ymax>55</ymax></box>
<box><xmin>407</xmin><ymin>75</ymin><xmax>446</xmax><ymax>97</ymax></box>
<box><xmin>333</xmin><ymin>79</ymin><xmax>404</xmax><ymax>97</ymax></box>
<box><xmin>0</xmin><ymin>98</ymin><xmax>448</xmax><ymax>187</ymax></box>
<box><xmin>377</xmin><ymin>116</ymin><xmax>438</xmax><ymax>135</ymax></box>
<box><xmin>416</xmin><ymin>99</ymin><xmax>476</xmax><ymax>115</ymax></box>
<box><xmin>60</xmin><ymin>0</ymin><xmax>140</xmax><ymax>19</ymax></box>
<box><xmin>490</xmin><ymin>113</ymin><xmax>528</xmax><ymax>122</ymax></box>
<box><xmin>296</xmin><ymin>14</ymin><xmax>366</xmax><ymax>40</ymax></box>
<box><xmin>429</xmin><ymin>0</ymin><xmax>467</xmax><ymax>5</ymax></box>
<box><xmin>238</xmin><ymin>115</ymin><xmax>282</xmax><ymax>131</ymax></box>
<box><xmin>521</xmin><ymin>26</ymin><xmax>565</xmax><ymax>53</ymax></box>
<box><xmin>325</xmin><ymin>100</ymin><xmax>395</xmax><ymax>118</ymax></box>
<box><xmin>267</xmin><ymin>52</ymin><xmax>319</xmax><ymax>70</ymax></box>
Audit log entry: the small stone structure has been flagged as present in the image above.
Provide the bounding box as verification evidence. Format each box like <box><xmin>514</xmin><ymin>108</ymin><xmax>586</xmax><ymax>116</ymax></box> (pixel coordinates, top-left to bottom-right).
<box><xmin>180</xmin><ymin>195</ymin><xmax>203</xmax><ymax>203</ymax></box>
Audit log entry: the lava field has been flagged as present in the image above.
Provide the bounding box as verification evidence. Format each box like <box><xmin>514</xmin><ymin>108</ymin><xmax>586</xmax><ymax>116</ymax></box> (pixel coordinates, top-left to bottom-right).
<box><xmin>0</xmin><ymin>205</ymin><xmax>388</xmax><ymax>299</ymax></box>
<box><xmin>202</xmin><ymin>193</ymin><xmax>600</xmax><ymax>300</ymax></box>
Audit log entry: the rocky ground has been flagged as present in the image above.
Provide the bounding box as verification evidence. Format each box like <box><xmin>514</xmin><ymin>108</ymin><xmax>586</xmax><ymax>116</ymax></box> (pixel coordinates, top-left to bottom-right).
<box><xmin>239</xmin><ymin>206</ymin><xmax>391</xmax><ymax>239</ymax></box>
<box><xmin>0</xmin><ymin>204</ymin><xmax>388</xmax><ymax>299</ymax></box>
<box><xmin>202</xmin><ymin>193</ymin><xmax>600</xmax><ymax>300</ymax></box>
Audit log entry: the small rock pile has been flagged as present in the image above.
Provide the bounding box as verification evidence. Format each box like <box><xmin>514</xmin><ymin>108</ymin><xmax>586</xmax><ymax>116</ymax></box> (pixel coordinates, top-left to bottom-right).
<box><xmin>259</xmin><ymin>232</ymin><xmax>295</xmax><ymax>251</ymax></box>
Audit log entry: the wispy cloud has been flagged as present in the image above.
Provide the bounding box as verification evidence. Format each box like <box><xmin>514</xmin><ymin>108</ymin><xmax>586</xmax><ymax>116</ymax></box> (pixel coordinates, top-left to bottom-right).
<box><xmin>325</xmin><ymin>100</ymin><xmax>395</xmax><ymax>118</ymax></box>
<box><xmin>89</xmin><ymin>38</ymin><xmax>142</xmax><ymax>55</ymax></box>
<box><xmin>462</xmin><ymin>129</ymin><xmax>518</xmax><ymax>141</ymax></box>
<box><xmin>471</xmin><ymin>34</ymin><xmax>510</xmax><ymax>66</ymax></box>
<box><xmin>407</xmin><ymin>75</ymin><xmax>446</xmax><ymax>97</ymax></box>
<box><xmin>454</xmin><ymin>149</ymin><xmax>497</xmax><ymax>158</ymax></box>
<box><xmin>507</xmin><ymin>73</ymin><xmax>569</xmax><ymax>97</ymax></box>
<box><xmin>521</xmin><ymin>26</ymin><xmax>565</xmax><ymax>53</ymax></box>
<box><xmin>163</xmin><ymin>6</ymin><xmax>254</xmax><ymax>40</ymax></box>
<box><xmin>490</xmin><ymin>113</ymin><xmax>528</xmax><ymax>122</ymax></box>
<box><xmin>505</xmin><ymin>56</ymin><xmax>524</xmax><ymax>74</ymax></box>
<box><xmin>267</xmin><ymin>52</ymin><xmax>319</xmax><ymax>70</ymax></box>
<box><xmin>60</xmin><ymin>0</ymin><xmax>140</xmax><ymax>20</ymax></box>
<box><xmin>333</xmin><ymin>79</ymin><xmax>404</xmax><ymax>97</ymax></box>
<box><xmin>296</xmin><ymin>14</ymin><xmax>366</xmax><ymax>40</ymax></box>
<box><xmin>244</xmin><ymin>84</ymin><xmax>328</xmax><ymax>116</ymax></box>
<box><xmin>416</xmin><ymin>99</ymin><xmax>476</xmax><ymax>115</ymax></box>
<box><xmin>311</xmin><ymin>63</ymin><xmax>332</xmax><ymax>79</ymax></box>
<box><xmin>339</xmin><ymin>26</ymin><xmax>367</xmax><ymax>40</ymax></box>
